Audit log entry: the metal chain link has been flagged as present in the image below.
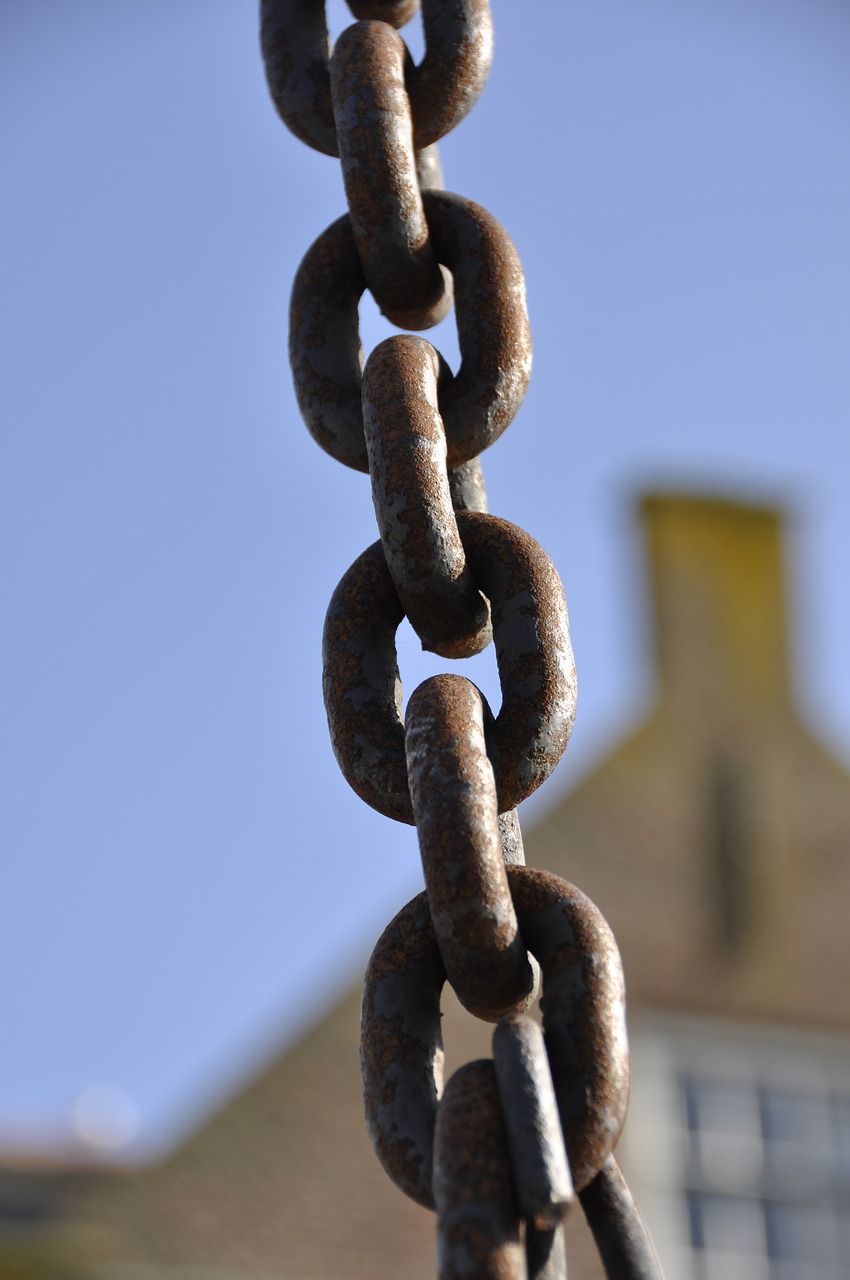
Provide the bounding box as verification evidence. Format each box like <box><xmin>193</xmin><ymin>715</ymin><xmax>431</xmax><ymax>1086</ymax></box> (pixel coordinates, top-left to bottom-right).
<box><xmin>261</xmin><ymin>3</ymin><xmax>663</xmax><ymax>1275</ymax></box>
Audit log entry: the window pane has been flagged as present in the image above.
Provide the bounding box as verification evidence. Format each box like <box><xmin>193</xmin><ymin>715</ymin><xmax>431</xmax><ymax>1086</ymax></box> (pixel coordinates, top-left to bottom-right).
<box><xmin>761</xmin><ymin>1088</ymin><xmax>835</xmax><ymax>1192</ymax></box>
<box><xmin>689</xmin><ymin>1191</ymin><xmax>766</xmax><ymax>1255</ymax></box>
<box><xmin>833</xmin><ymin>1097</ymin><xmax>850</xmax><ymax>1191</ymax></box>
<box><xmin>765</xmin><ymin>1200</ymin><xmax>840</xmax><ymax>1264</ymax></box>
<box><xmin>684</xmin><ymin>1077</ymin><xmax>764</xmax><ymax>1191</ymax></box>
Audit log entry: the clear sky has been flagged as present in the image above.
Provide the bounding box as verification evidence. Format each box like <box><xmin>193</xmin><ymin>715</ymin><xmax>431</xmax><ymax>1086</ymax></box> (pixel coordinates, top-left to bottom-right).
<box><xmin>3</xmin><ymin>0</ymin><xmax>849</xmax><ymax>1160</ymax></box>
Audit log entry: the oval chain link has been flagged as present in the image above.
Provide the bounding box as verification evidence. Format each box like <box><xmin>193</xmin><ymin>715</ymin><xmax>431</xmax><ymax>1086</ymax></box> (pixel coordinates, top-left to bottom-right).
<box><xmin>289</xmin><ymin>191</ymin><xmax>532</xmax><ymax>474</ymax></box>
<box><xmin>263</xmin><ymin>5</ymin><xmax>662</xmax><ymax>1277</ymax></box>
<box><xmin>363</xmin><ymin>335</ymin><xmax>491</xmax><ymax>658</ymax></box>
<box><xmin>262</xmin><ymin>0</ymin><xmax>493</xmax><ymax>157</ymax></box>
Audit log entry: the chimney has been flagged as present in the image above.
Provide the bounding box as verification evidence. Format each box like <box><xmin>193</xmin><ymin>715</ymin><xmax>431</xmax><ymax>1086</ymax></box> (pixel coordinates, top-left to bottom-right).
<box><xmin>641</xmin><ymin>494</ymin><xmax>792</xmax><ymax>730</ymax></box>
<box><xmin>641</xmin><ymin>494</ymin><xmax>795</xmax><ymax>954</ymax></box>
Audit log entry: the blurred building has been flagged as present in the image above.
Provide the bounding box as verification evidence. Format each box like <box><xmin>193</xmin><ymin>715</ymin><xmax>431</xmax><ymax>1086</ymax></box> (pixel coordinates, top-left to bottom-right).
<box><xmin>4</xmin><ymin>493</ymin><xmax>850</xmax><ymax>1280</ymax></box>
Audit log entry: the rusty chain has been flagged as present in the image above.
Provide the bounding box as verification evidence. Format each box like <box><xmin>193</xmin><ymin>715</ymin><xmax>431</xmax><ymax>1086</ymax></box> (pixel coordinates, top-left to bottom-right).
<box><xmin>262</xmin><ymin>3</ymin><xmax>662</xmax><ymax>1276</ymax></box>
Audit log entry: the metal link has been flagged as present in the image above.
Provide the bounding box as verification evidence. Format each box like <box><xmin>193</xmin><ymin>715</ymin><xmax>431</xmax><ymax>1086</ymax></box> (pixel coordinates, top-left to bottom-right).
<box><xmin>261</xmin><ymin>0</ymin><xmax>492</xmax><ymax>157</ymax></box>
<box><xmin>498</xmin><ymin>808</ymin><xmax>525</xmax><ymax>866</ymax></box>
<box><xmin>260</xmin><ymin>1</ymin><xmax>339</xmax><ymax>156</ymax></box>
<box><xmin>360</xmin><ymin>886</ymin><xmax>443</xmax><ymax>1208</ymax></box>
<box><xmin>492</xmin><ymin>1014</ymin><xmax>573</xmax><ymax>1229</ymax></box>
<box><xmin>516</xmin><ymin>870</ymin><xmax>629</xmax><ymax>1193</ymax></box>
<box><xmin>448</xmin><ymin>455</ymin><xmax>488</xmax><ymax>513</ymax></box>
<box><xmin>579</xmin><ymin>1157</ymin><xmax>663</xmax><ymax>1280</ymax></box>
<box><xmin>405</xmin><ymin>674</ymin><xmax>535</xmax><ymax>1020</ymax></box>
<box><xmin>415</xmin><ymin>141</ymin><xmax>444</xmax><ymax>192</ymax></box>
<box><xmin>331</xmin><ymin>22</ymin><xmax>452</xmax><ymax>330</ymax></box>
<box><xmin>526</xmin><ymin>1224</ymin><xmax>568</xmax><ymax>1280</ymax></box>
<box><xmin>433</xmin><ymin>1060</ymin><xmax>524</xmax><ymax>1280</ymax></box>
<box><xmin>407</xmin><ymin>0</ymin><xmax>493</xmax><ymax>152</ymax></box>
<box><xmin>322</xmin><ymin>511</ymin><xmax>576</xmax><ymax>823</ymax></box>
<box><xmin>289</xmin><ymin>191</ymin><xmax>531</xmax><ymax>473</ymax></box>
<box><xmin>363</xmin><ymin>335</ymin><xmax>490</xmax><ymax>658</ymax></box>
<box><xmin>360</xmin><ymin>867</ymin><xmax>628</xmax><ymax>1209</ymax></box>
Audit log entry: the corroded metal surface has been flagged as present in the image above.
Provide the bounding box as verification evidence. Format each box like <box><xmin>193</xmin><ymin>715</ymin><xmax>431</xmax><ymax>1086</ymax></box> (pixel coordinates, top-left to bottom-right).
<box><xmin>361</xmin><ymin>867</ymin><xmax>628</xmax><ymax>1209</ymax></box>
<box><xmin>360</xmin><ymin>888</ymin><xmax>444</xmax><ymax>1208</ymax></box>
<box><xmin>433</xmin><ymin>1060</ymin><xmax>524</xmax><ymax>1280</ymax></box>
<box><xmin>331</xmin><ymin>23</ymin><xmax>451</xmax><ymax>330</ymax></box>
<box><xmin>415</xmin><ymin>141</ymin><xmax>444</xmax><ymax>192</ymax></box>
<box><xmin>321</xmin><ymin>535</ymin><xmax>408</xmax><ymax>823</ymax></box>
<box><xmin>322</xmin><ymin>512</ymin><xmax>576</xmax><ymax>822</ymax></box>
<box><xmin>262</xmin><ymin>0</ymin><xmax>492</xmax><ymax>157</ymax></box>
<box><xmin>407</xmin><ymin>0</ymin><xmax>493</xmax><ymax>152</ymax></box>
<box><xmin>515</xmin><ymin>869</ymin><xmax>629</xmax><ymax>1193</ymax></box>
<box><xmin>579</xmin><ymin>1157</ymin><xmax>662</xmax><ymax>1280</ymax></box>
<box><xmin>448</xmin><ymin>455</ymin><xmax>488</xmax><ymax>513</ymax></box>
<box><xmin>269</xmin><ymin>2</ymin><xmax>660</xmax><ymax>1271</ymax></box>
<box><xmin>289</xmin><ymin>192</ymin><xmax>531</xmax><ymax>473</ymax></box>
<box><xmin>288</xmin><ymin>212</ymin><xmax>367</xmax><ymax>470</ymax></box>
<box><xmin>492</xmin><ymin>1014</ymin><xmax>574</xmax><ymax>1228</ymax></box>
<box><xmin>497</xmin><ymin>808</ymin><xmax>525</xmax><ymax>866</ymax></box>
<box><xmin>363</xmin><ymin>335</ymin><xmax>490</xmax><ymax>658</ymax></box>
<box><xmin>405</xmin><ymin>675</ymin><xmax>535</xmax><ymax>1020</ymax></box>
<box><xmin>526</xmin><ymin>1223</ymin><xmax>568</xmax><ymax>1280</ymax></box>
<box><xmin>261</xmin><ymin>0</ymin><xmax>339</xmax><ymax>156</ymax></box>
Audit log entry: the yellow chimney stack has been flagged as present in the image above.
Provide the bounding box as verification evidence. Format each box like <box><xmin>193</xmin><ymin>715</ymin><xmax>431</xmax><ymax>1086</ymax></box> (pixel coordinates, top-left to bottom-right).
<box><xmin>642</xmin><ymin>493</ymin><xmax>792</xmax><ymax>723</ymax></box>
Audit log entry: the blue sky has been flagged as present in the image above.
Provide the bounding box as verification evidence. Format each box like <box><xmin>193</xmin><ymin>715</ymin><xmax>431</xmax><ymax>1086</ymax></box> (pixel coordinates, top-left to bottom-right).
<box><xmin>3</xmin><ymin>0</ymin><xmax>849</xmax><ymax>1159</ymax></box>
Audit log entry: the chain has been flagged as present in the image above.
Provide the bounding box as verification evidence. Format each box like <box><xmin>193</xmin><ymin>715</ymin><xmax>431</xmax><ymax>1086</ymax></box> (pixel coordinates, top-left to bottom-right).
<box><xmin>261</xmin><ymin>4</ymin><xmax>662</xmax><ymax>1276</ymax></box>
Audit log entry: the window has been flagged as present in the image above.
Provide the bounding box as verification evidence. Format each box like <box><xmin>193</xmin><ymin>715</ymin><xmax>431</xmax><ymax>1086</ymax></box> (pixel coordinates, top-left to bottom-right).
<box><xmin>621</xmin><ymin>1015</ymin><xmax>850</xmax><ymax>1280</ymax></box>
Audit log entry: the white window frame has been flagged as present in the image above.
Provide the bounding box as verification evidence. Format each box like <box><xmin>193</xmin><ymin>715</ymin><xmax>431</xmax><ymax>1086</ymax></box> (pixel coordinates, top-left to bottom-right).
<box><xmin>618</xmin><ymin>1012</ymin><xmax>850</xmax><ymax>1280</ymax></box>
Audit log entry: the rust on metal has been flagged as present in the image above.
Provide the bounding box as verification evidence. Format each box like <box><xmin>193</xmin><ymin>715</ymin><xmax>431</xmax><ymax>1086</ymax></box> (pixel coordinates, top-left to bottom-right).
<box><xmin>457</xmin><ymin>511</ymin><xmax>575</xmax><ymax>811</ymax></box>
<box><xmin>433</xmin><ymin>1060</ymin><xmax>524</xmax><ymax>1280</ymax></box>
<box><xmin>427</xmin><ymin>194</ymin><xmax>532</xmax><ymax>469</ymax></box>
<box><xmin>322</xmin><ymin>512</ymin><xmax>575</xmax><ymax>822</ymax></box>
<box><xmin>260</xmin><ymin>0</ymin><xmax>340</xmax><ymax>157</ymax></box>
<box><xmin>497</xmin><ymin>808</ymin><xmax>525</xmax><ymax>866</ymax></box>
<box><xmin>448</xmin><ymin>455</ymin><xmax>488</xmax><ymax>513</ymax></box>
<box><xmin>405</xmin><ymin>675</ymin><xmax>535</xmax><ymax>1020</ymax></box>
<box><xmin>288</xmin><ymin>213</ymin><xmax>368</xmax><ymax>472</ymax></box>
<box><xmin>262</xmin><ymin>0</ymin><xmax>492</xmax><ymax>157</ymax></box>
<box><xmin>270</xmin><ymin>0</ymin><xmax>662</xmax><ymax>1269</ymax></box>
<box><xmin>492</xmin><ymin>1014</ymin><xmax>574</xmax><ymax>1229</ymax></box>
<box><xmin>331</xmin><ymin>22</ymin><xmax>451</xmax><ymax>330</ymax></box>
<box><xmin>360</xmin><ymin>867</ymin><xmax>628</xmax><ymax>1209</ymax></box>
<box><xmin>289</xmin><ymin>192</ymin><xmax>531</xmax><ymax>473</ymax></box>
<box><xmin>513</xmin><ymin>869</ymin><xmax>629</xmax><ymax>1193</ymax></box>
<box><xmin>526</xmin><ymin>1222</ymin><xmax>568</xmax><ymax>1280</ymax></box>
<box><xmin>321</xmin><ymin>536</ymin><xmax>408</xmax><ymax>824</ymax></box>
<box><xmin>579</xmin><ymin>1156</ymin><xmax>662</xmax><ymax>1280</ymax></box>
<box><xmin>363</xmin><ymin>335</ymin><xmax>490</xmax><ymax>658</ymax></box>
<box><xmin>360</xmin><ymin>888</ymin><xmax>444</xmax><ymax>1209</ymax></box>
<box><xmin>407</xmin><ymin>0</ymin><xmax>493</xmax><ymax>152</ymax></box>
<box><xmin>415</xmin><ymin>141</ymin><xmax>444</xmax><ymax>192</ymax></box>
